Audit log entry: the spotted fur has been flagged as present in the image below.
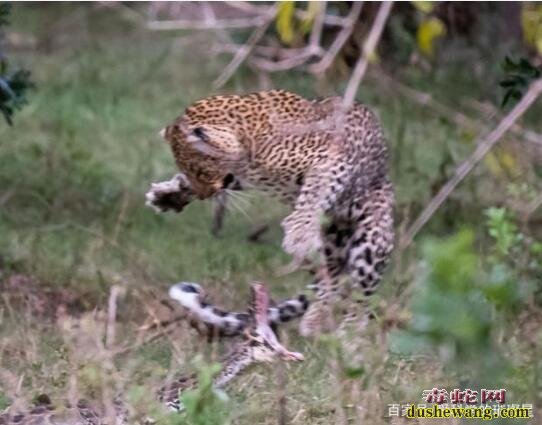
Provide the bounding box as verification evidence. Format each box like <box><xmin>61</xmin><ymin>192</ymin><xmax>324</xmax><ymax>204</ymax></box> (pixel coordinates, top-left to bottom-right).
<box><xmin>169</xmin><ymin>282</ymin><xmax>309</xmax><ymax>337</ymax></box>
<box><xmin>158</xmin><ymin>283</ymin><xmax>303</xmax><ymax>412</ymax></box>
<box><xmin>1</xmin><ymin>284</ymin><xmax>302</xmax><ymax>421</ymax></box>
<box><xmin>0</xmin><ymin>395</ymin><xmax>127</xmax><ymax>425</ymax></box>
<box><xmin>148</xmin><ymin>90</ymin><xmax>394</xmax><ymax>335</ymax></box>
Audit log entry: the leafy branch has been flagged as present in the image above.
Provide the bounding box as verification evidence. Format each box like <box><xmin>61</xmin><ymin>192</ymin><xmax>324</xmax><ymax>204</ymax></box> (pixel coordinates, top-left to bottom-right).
<box><xmin>0</xmin><ymin>3</ymin><xmax>33</xmax><ymax>126</ymax></box>
<box><xmin>500</xmin><ymin>56</ymin><xmax>541</xmax><ymax>108</ymax></box>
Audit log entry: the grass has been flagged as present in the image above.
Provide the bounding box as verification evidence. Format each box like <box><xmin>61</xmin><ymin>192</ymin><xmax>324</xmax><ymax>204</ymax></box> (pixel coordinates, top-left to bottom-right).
<box><xmin>1</xmin><ymin>4</ymin><xmax>541</xmax><ymax>424</ymax></box>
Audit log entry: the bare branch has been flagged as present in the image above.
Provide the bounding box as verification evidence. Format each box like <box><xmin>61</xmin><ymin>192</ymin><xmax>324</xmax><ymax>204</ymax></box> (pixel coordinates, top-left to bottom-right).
<box><xmin>199</xmin><ymin>0</ymin><xmax>240</xmax><ymax>53</ymax></box>
<box><xmin>296</xmin><ymin>6</ymin><xmax>349</xmax><ymax>27</ymax></box>
<box><xmin>373</xmin><ymin>71</ymin><xmax>542</xmax><ymax>148</ymax></box>
<box><xmin>99</xmin><ymin>2</ymin><xmax>146</xmax><ymax>24</ymax></box>
<box><xmin>213</xmin><ymin>7</ymin><xmax>276</xmax><ymax>88</ymax></box>
<box><xmin>215</xmin><ymin>3</ymin><xmax>326</xmax><ymax>76</ymax></box>
<box><xmin>249</xmin><ymin>50</ymin><xmax>317</xmax><ymax>72</ymax></box>
<box><xmin>308</xmin><ymin>2</ymin><xmax>326</xmax><ymax>50</ymax></box>
<box><xmin>402</xmin><ymin>78</ymin><xmax>542</xmax><ymax>248</ymax></box>
<box><xmin>342</xmin><ymin>1</ymin><xmax>393</xmax><ymax>108</ymax></box>
<box><xmin>106</xmin><ymin>285</ymin><xmax>121</xmax><ymax>349</ymax></box>
<box><xmin>215</xmin><ymin>43</ymin><xmax>322</xmax><ymax>60</ymax></box>
<box><xmin>465</xmin><ymin>98</ymin><xmax>542</xmax><ymax>147</ymax></box>
<box><xmin>147</xmin><ymin>15</ymin><xmax>269</xmax><ymax>31</ymax></box>
<box><xmin>309</xmin><ymin>2</ymin><xmax>364</xmax><ymax>74</ymax></box>
<box><xmin>150</xmin><ymin>1</ymin><xmax>365</xmax><ymax>79</ymax></box>
<box><xmin>225</xmin><ymin>1</ymin><xmax>349</xmax><ymax>27</ymax></box>
<box><xmin>0</xmin><ymin>188</ymin><xmax>15</xmax><ymax>207</ymax></box>
<box><xmin>375</xmin><ymin>72</ymin><xmax>482</xmax><ymax>128</ymax></box>
<box><xmin>523</xmin><ymin>192</ymin><xmax>542</xmax><ymax>222</ymax></box>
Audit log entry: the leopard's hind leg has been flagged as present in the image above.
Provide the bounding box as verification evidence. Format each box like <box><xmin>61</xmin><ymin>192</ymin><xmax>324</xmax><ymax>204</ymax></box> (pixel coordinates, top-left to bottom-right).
<box><xmin>338</xmin><ymin>183</ymin><xmax>394</xmax><ymax>331</ymax></box>
<box><xmin>346</xmin><ymin>183</ymin><xmax>394</xmax><ymax>297</ymax></box>
<box><xmin>299</xmin><ymin>220</ymin><xmax>351</xmax><ymax>336</ymax></box>
<box><xmin>300</xmin><ymin>183</ymin><xmax>394</xmax><ymax>335</ymax></box>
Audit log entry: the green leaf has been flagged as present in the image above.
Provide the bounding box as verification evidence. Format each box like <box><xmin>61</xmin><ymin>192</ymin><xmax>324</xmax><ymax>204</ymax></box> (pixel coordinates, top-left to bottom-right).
<box><xmin>521</xmin><ymin>3</ymin><xmax>542</xmax><ymax>56</ymax></box>
<box><xmin>0</xmin><ymin>70</ymin><xmax>34</xmax><ymax>125</ymax></box>
<box><xmin>276</xmin><ymin>1</ymin><xmax>296</xmax><ymax>45</ymax></box>
<box><xmin>344</xmin><ymin>365</ymin><xmax>365</xmax><ymax>379</ymax></box>
<box><xmin>0</xmin><ymin>392</ymin><xmax>9</xmax><ymax>410</ymax></box>
<box><xmin>0</xmin><ymin>3</ymin><xmax>11</xmax><ymax>27</ymax></box>
<box><xmin>416</xmin><ymin>17</ymin><xmax>446</xmax><ymax>57</ymax></box>
<box><xmin>485</xmin><ymin>207</ymin><xmax>522</xmax><ymax>257</ymax></box>
<box><xmin>499</xmin><ymin>56</ymin><xmax>542</xmax><ymax>108</ymax></box>
<box><xmin>411</xmin><ymin>1</ymin><xmax>435</xmax><ymax>14</ymax></box>
<box><xmin>300</xmin><ymin>1</ymin><xmax>320</xmax><ymax>34</ymax></box>
<box><xmin>181</xmin><ymin>362</ymin><xmax>229</xmax><ymax>425</ymax></box>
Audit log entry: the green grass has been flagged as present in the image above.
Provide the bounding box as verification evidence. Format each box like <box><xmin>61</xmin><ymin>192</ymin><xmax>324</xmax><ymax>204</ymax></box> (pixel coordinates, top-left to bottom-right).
<box><xmin>1</xmin><ymin>4</ymin><xmax>541</xmax><ymax>424</ymax></box>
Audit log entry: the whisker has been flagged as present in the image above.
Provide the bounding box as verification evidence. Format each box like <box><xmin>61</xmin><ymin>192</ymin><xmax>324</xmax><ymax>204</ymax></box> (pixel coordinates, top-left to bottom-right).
<box><xmin>225</xmin><ymin>189</ymin><xmax>252</xmax><ymax>209</ymax></box>
<box><xmin>226</xmin><ymin>193</ymin><xmax>253</xmax><ymax>222</ymax></box>
<box><xmin>227</xmin><ymin>191</ymin><xmax>250</xmax><ymax>209</ymax></box>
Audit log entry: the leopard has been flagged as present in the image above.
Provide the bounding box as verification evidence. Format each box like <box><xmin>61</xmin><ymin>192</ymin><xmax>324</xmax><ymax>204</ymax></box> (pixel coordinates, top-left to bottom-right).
<box><xmin>146</xmin><ymin>89</ymin><xmax>394</xmax><ymax>336</ymax></box>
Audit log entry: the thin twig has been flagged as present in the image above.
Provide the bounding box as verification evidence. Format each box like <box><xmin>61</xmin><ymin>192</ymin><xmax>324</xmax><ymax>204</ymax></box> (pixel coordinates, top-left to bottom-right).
<box><xmin>309</xmin><ymin>2</ymin><xmax>363</xmax><ymax>74</ymax></box>
<box><xmin>215</xmin><ymin>43</ymin><xmax>321</xmax><ymax>60</ymax></box>
<box><xmin>249</xmin><ymin>51</ymin><xmax>317</xmax><ymax>72</ymax></box>
<box><xmin>147</xmin><ymin>15</ymin><xmax>269</xmax><ymax>31</ymax></box>
<box><xmin>308</xmin><ymin>2</ymin><xmax>326</xmax><ymax>52</ymax></box>
<box><xmin>275</xmin><ymin>330</ymin><xmax>289</xmax><ymax>425</ymax></box>
<box><xmin>308</xmin><ymin>264</ymin><xmax>347</xmax><ymax>424</ymax></box>
<box><xmin>154</xmin><ymin>1</ymin><xmax>362</xmax><ymax>77</ymax></box>
<box><xmin>342</xmin><ymin>1</ymin><xmax>393</xmax><ymax>108</ymax></box>
<box><xmin>402</xmin><ymin>78</ymin><xmax>542</xmax><ymax>248</ymax></box>
<box><xmin>225</xmin><ymin>1</ymin><xmax>349</xmax><ymax>27</ymax></box>
<box><xmin>201</xmin><ymin>1</ymin><xmax>234</xmax><ymax>45</ymax></box>
<box><xmin>99</xmin><ymin>2</ymin><xmax>146</xmax><ymax>24</ymax></box>
<box><xmin>213</xmin><ymin>7</ymin><xmax>276</xmax><ymax>88</ymax></box>
<box><xmin>112</xmin><ymin>189</ymin><xmax>130</xmax><ymax>243</ymax></box>
<box><xmin>0</xmin><ymin>188</ymin><xmax>15</xmax><ymax>207</ymax></box>
<box><xmin>375</xmin><ymin>75</ymin><xmax>485</xmax><ymax>128</ymax></box>
<box><xmin>106</xmin><ymin>285</ymin><xmax>121</xmax><ymax>349</ymax></box>
<box><xmin>523</xmin><ymin>192</ymin><xmax>542</xmax><ymax>222</ymax></box>
<box><xmin>115</xmin><ymin>323</ymin><xmax>178</xmax><ymax>356</ymax></box>
<box><xmin>373</xmin><ymin>71</ymin><xmax>542</xmax><ymax>148</ymax></box>
<box><xmin>465</xmin><ymin>98</ymin><xmax>542</xmax><ymax>146</ymax></box>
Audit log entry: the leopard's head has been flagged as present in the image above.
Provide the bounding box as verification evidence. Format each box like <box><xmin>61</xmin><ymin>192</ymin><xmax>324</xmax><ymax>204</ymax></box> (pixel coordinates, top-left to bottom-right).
<box><xmin>160</xmin><ymin>95</ymin><xmax>250</xmax><ymax>199</ymax></box>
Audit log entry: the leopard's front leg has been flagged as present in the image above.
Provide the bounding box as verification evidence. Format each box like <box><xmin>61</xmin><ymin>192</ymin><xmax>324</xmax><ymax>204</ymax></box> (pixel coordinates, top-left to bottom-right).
<box><xmin>281</xmin><ymin>156</ymin><xmax>353</xmax><ymax>336</ymax></box>
<box><xmin>281</xmin><ymin>156</ymin><xmax>350</xmax><ymax>265</ymax></box>
<box><xmin>145</xmin><ymin>173</ymin><xmax>196</xmax><ymax>213</ymax></box>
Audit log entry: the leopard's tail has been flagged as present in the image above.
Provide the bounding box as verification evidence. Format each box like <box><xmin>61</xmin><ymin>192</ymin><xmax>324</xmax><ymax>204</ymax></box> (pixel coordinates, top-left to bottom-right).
<box><xmin>169</xmin><ymin>282</ymin><xmax>309</xmax><ymax>337</ymax></box>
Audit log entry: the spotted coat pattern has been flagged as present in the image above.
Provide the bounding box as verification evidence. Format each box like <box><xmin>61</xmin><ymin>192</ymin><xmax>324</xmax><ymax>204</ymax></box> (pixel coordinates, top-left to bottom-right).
<box><xmin>155</xmin><ymin>90</ymin><xmax>394</xmax><ymax>334</ymax></box>
<box><xmin>0</xmin><ymin>284</ymin><xmax>302</xmax><ymax>422</ymax></box>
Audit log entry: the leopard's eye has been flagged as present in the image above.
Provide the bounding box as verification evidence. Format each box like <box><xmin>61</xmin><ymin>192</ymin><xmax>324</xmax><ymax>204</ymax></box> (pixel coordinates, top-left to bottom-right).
<box><xmin>192</xmin><ymin>127</ymin><xmax>205</xmax><ymax>139</ymax></box>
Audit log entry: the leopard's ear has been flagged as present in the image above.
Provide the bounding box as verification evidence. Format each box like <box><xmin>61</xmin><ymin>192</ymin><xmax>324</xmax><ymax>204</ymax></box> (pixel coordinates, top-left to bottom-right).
<box><xmin>158</xmin><ymin>125</ymin><xmax>173</xmax><ymax>142</ymax></box>
<box><xmin>184</xmin><ymin>126</ymin><xmax>223</xmax><ymax>158</ymax></box>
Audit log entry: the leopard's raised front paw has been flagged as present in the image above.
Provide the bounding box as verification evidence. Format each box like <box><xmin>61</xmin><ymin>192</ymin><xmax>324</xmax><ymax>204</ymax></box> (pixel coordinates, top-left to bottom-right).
<box><xmin>145</xmin><ymin>174</ymin><xmax>195</xmax><ymax>213</ymax></box>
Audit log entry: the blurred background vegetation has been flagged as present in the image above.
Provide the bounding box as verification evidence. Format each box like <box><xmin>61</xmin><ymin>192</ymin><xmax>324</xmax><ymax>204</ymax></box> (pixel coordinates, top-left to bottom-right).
<box><xmin>0</xmin><ymin>2</ymin><xmax>541</xmax><ymax>424</ymax></box>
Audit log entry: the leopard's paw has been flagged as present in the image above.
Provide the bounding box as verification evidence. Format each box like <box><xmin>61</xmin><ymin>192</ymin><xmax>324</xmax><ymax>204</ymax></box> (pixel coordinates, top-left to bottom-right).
<box><xmin>145</xmin><ymin>174</ymin><xmax>194</xmax><ymax>213</ymax></box>
<box><xmin>281</xmin><ymin>217</ymin><xmax>322</xmax><ymax>264</ymax></box>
